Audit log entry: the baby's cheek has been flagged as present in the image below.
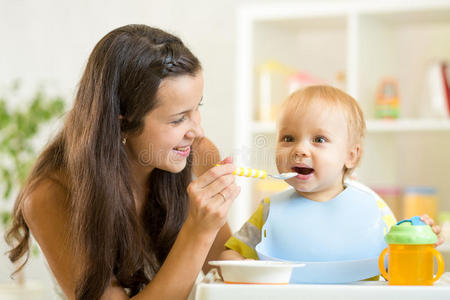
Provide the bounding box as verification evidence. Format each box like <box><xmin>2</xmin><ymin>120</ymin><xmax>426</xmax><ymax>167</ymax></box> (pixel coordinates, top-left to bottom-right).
<box><xmin>275</xmin><ymin>150</ymin><xmax>287</xmax><ymax>168</ymax></box>
<box><xmin>277</xmin><ymin>150</ymin><xmax>297</xmax><ymax>174</ymax></box>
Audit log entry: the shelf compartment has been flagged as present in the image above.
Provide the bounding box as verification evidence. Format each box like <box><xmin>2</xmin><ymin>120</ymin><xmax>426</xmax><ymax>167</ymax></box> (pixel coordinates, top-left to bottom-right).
<box><xmin>252</xmin><ymin>15</ymin><xmax>348</xmax><ymax>122</ymax></box>
<box><xmin>356</xmin><ymin>8</ymin><xmax>450</xmax><ymax>119</ymax></box>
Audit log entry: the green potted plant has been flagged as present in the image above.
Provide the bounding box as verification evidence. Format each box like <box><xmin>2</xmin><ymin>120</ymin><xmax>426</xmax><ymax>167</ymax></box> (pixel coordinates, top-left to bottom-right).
<box><xmin>0</xmin><ymin>81</ymin><xmax>65</xmax><ymax>285</ymax></box>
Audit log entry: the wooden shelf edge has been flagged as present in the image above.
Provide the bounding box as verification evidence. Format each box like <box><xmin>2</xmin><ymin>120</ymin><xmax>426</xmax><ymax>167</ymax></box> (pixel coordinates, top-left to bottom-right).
<box><xmin>367</xmin><ymin>119</ymin><xmax>450</xmax><ymax>132</ymax></box>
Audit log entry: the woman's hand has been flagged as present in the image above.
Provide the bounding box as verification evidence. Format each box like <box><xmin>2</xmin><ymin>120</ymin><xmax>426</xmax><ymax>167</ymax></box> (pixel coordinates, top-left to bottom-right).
<box><xmin>186</xmin><ymin>156</ymin><xmax>240</xmax><ymax>237</ymax></box>
<box><xmin>420</xmin><ymin>214</ymin><xmax>444</xmax><ymax>247</ymax></box>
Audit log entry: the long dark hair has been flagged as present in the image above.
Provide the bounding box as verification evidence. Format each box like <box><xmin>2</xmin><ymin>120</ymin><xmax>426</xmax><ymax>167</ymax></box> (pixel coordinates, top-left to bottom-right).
<box><xmin>6</xmin><ymin>24</ymin><xmax>201</xmax><ymax>299</ymax></box>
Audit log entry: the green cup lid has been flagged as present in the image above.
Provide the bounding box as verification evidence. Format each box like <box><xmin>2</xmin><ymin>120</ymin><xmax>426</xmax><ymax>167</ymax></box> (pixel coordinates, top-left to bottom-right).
<box><xmin>385</xmin><ymin>216</ymin><xmax>437</xmax><ymax>245</ymax></box>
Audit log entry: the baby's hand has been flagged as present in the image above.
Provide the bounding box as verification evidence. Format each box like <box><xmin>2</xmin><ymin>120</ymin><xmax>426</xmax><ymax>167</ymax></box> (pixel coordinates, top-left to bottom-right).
<box><xmin>420</xmin><ymin>214</ymin><xmax>444</xmax><ymax>247</ymax></box>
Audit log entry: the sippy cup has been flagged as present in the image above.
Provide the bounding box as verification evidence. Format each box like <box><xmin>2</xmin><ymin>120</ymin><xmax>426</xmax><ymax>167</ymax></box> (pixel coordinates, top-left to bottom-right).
<box><xmin>378</xmin><ymin>216</ymin><xmax>445</xmax><ymax>285</ymax></box>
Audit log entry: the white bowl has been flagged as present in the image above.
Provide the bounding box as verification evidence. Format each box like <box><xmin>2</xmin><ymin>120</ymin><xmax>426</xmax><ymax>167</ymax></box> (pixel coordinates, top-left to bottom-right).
<box><xmin>209</xmin><ymin>260</ymin><xmax>305</xmax><ymax>284</ymax></box>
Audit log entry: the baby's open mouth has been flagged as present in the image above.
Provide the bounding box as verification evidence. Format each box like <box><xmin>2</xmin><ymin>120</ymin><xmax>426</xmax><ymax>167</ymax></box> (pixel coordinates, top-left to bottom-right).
<box><xmin>292</xmin><ymin>166</ymin><xmax>314</xmax><ymax>175</ymax></box>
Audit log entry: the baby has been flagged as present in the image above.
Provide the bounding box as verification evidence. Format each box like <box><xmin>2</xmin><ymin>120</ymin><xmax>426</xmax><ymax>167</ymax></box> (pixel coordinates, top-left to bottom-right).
<box><xmin>221</xmin><ymin>85</ymin><xmax>441</xmax><ymax>277</ymax></box>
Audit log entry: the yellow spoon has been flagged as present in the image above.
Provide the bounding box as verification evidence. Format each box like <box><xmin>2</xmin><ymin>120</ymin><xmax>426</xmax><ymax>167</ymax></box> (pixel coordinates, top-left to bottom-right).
<box><xmin>217</xmin><ymin>165</ymin><xmax>297</xmax><ymax>180</ymax></box>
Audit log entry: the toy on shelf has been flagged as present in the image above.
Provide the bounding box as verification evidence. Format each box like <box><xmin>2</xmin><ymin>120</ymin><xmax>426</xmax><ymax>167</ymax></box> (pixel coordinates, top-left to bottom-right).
<box><xmin>257</xmin><ymin>60</ymin><xmax>295</xmax><ymax>122</ymax></box>
<box><xmin>257</xmin><ymin>60</ymin><xmax>323</xmax><ymax>122</ymax></box>
<box><xmin>402</xmin><ymin>186</ymin><xmax>438</xmax><ymax>221</ymax></box>
<box><xmin>287</xmin><ymin>71</ymin><xmax>324</xmax><ymax>95</ymax></box>
<box><xmin>332</xmin><ymin>71</ymin><xmax>346</xmax><ymax>91</ymax></box>
<box><xmin>375</xmin><ymin>78</ymin><xmax>400</xmax><ymax>119</ymax></box>
<box><xmin>379</xmin><ymin>216</ymin><xmax>445</xmax><ymax>285</ymax></box>
<box><xmin>420</xmin><ymin>61</ymin><xmax>450</xmax><ymax>118</ymax></box>
<box><xmin>372</xmin><ymin>186</ymin><xmax>402</xmax><ymax>220</ymax></box>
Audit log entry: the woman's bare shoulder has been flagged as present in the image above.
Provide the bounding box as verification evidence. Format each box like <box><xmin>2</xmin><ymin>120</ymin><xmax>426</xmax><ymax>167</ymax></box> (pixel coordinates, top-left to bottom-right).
<box><xmin>21</xmin><ymin>171</ymin><xmax>81</xmax><ymax>299</ymax></box>
<box><xmin>22</xmin><ymin>170</ymin><xmax>70</xmax><ymax>224</ymax></box>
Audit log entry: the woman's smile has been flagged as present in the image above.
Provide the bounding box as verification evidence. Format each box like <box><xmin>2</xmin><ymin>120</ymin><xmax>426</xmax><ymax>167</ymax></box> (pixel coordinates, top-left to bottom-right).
<box><xmin>173</xmin><ymin>145</ymin><xmax>191</xmax><ymax>157</ymax></box>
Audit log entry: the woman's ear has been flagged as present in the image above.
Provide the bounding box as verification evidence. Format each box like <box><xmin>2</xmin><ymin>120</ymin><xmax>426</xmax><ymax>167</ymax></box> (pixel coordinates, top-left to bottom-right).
<box><xmin>344</xmin><ymin>144</ymin><xmax>361</xmax><ymax>169</ymax></box>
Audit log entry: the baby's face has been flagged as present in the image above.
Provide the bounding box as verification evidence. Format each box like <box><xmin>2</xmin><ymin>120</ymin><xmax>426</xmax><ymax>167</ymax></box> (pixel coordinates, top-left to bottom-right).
<box><xmin>275</xmin><ymin>100</ymin><xmax>358</xmax><ymax>202</ymax></box>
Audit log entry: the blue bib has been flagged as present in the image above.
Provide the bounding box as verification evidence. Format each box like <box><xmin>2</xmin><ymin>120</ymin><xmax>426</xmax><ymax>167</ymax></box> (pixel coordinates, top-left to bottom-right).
<box><xmin>256</xmin><ymin>184</ymin><xmax>388</xmax><ymax>283</ymax></box>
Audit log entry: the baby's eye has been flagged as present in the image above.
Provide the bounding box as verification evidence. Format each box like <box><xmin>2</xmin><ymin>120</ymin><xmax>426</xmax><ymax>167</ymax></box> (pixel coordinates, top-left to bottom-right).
<box><xmin>171</xmin><ymin>115</ymin><xmax>187</xmax><ymax>124</ymax></box>
<box><xmin>313</xmin><ymin>136</ymin><xmax>327</xmax><ymax>143</ymax></box>
<box><xmin>281</xmin><ymin>135</ymin><xmax>294</xmax><ymax>143</ymax></box>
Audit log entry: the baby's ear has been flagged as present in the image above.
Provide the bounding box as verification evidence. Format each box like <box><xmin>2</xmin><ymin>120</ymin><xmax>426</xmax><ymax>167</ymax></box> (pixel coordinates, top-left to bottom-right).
<box><xmin>344</xmin><ymin>144</ymin><xmax>361</xmax><ymax>169</ymax></box>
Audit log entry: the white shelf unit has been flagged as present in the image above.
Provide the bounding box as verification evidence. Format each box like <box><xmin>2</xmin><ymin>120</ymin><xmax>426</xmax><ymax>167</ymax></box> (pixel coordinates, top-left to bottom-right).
<box><xmin>232</xmin><ymin>0</ymin><xmax>450</xmax><ymax>230</ymax></box>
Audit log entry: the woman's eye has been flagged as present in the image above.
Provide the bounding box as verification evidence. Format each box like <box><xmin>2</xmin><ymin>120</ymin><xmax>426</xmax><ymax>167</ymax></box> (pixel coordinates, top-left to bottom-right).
<box><xmin>313</xmin><ymin>136</ymin><xmax>326</xmax><ymax>143</ymax></box>
<box><xmin>172</xmin><ymin>115</ymin><xmax>187</xmax><ymax>124</ymax></box>
<box><xmin>282</xmin><ymin>135</ymin><xmax>294</xmax><ymax>142</ymax></box>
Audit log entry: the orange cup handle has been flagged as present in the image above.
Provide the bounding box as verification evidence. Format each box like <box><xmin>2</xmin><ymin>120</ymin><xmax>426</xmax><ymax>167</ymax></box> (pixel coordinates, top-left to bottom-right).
<box><xmin>431</xmin><ymin>248</ymin><xmax>445</xmax><ymax>283</ymax></box>
<box><xmin>378</xmin><ymin>248</ymin><xmax>389</xmax><ymax>281</ymax></box>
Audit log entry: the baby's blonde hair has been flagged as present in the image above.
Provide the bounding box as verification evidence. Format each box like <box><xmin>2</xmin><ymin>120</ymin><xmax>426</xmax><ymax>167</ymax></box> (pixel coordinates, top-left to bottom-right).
<box><xmin>280</xmin><ymin>85</ymin><xmax>366</xmax><ymax>177</ymax></box>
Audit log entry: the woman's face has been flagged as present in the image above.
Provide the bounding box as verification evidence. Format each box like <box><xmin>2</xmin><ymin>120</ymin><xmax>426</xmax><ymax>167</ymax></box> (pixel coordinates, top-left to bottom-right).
<box><xmin>126</xmin><ymin>71</ymin><xmax>204</xmax><ymax>173</ymax></box>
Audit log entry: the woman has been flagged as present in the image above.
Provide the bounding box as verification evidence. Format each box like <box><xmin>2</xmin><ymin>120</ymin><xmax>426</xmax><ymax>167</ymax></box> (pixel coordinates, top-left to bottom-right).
<box><xmin>6</xmin><ymin>24</ymin><xmax>240</xmax><ymax>299</ymax></box>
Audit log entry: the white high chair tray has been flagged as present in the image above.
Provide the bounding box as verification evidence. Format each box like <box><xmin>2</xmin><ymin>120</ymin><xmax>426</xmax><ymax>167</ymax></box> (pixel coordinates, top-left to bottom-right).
<box><xmin>194</xmin><ymin>272</ymin><xmax>450</xmax><ymax>300</ymax></box>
